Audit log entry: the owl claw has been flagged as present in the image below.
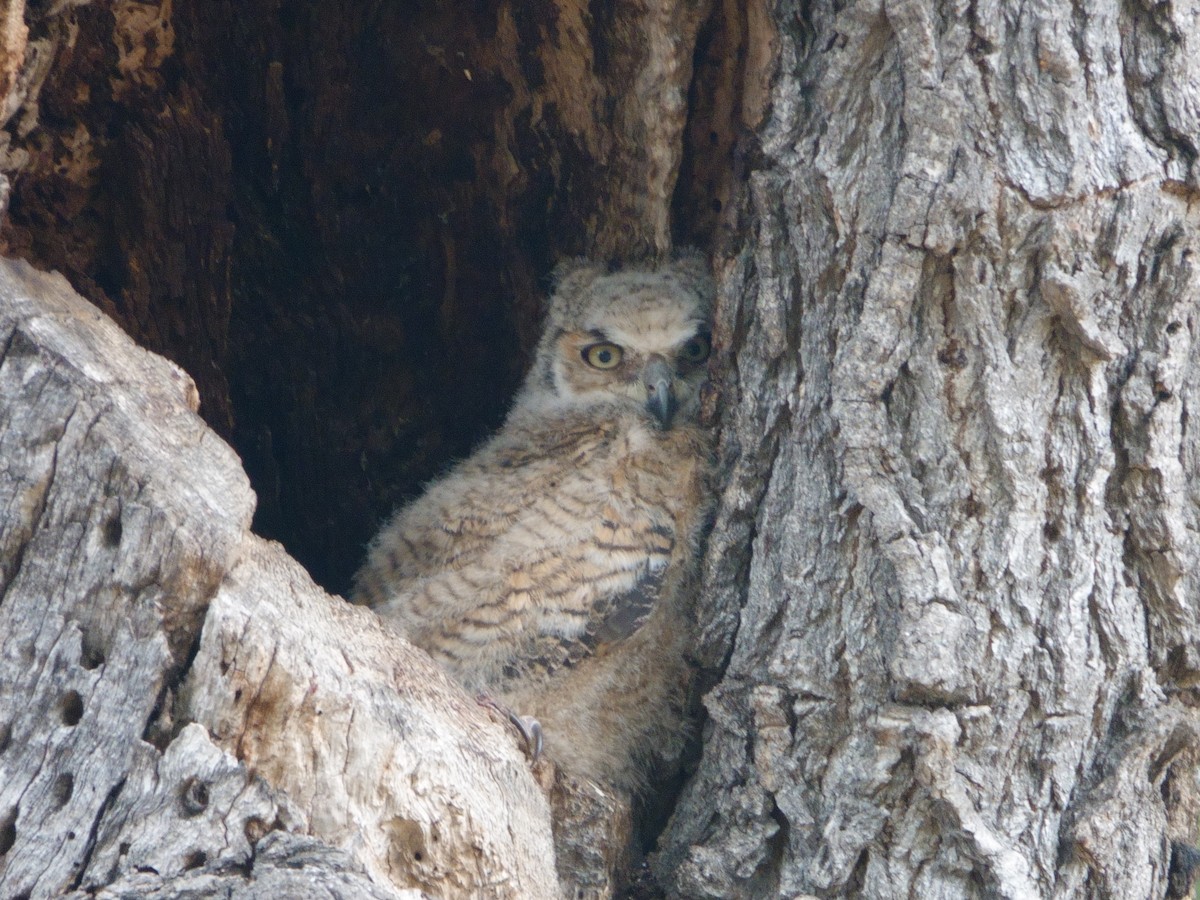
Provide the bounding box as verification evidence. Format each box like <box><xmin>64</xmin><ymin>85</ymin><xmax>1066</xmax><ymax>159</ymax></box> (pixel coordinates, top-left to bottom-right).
<box><xmin>476</xmin><ymin>694</ymin><xmax>543</xmax><ymax>762</ymax></box>
<box><xmin>514</xmin><ymin>715</ymin><xmax>544</xmax><ymax>762</ymax></box>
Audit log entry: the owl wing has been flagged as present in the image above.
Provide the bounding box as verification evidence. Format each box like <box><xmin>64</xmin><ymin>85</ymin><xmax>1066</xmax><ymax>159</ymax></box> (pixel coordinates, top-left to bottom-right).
<box><xmin>399</xmin><ymin>487</ymin><xmax>677</xmax><ymax>685</ymax></box>
<box><xmin>353</xmin><ymin>417</ymin><xmax>619</xmax><ymax>604</ymax></box>
<box><xmin>498</xmin><ymin>558</ymin><xmax>666</xmax><ymax>688</ymax></box>
<box><xmin>376</xmin><ymin>444</ymin><xmax>678</xmax><ymax>691</ymax></box>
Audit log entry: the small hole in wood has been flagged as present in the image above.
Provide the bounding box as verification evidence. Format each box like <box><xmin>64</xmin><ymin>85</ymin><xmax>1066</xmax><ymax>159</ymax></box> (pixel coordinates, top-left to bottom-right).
<box><xmin>413</xmin><ymin>850</ymin><xmax>423</xmax><ymax>862</ymax></box>
<box><xmin>80</xmin><ymin>634</ymin><xmax>107</xmax><ymax>670</ymax></box>
<box><xmin>60</xmin><ymin>691</ymin><xmax>84</xmax><ymax>726</ymax></box>
<box><xmin>1168</xmin><ymin>321</ymin><xmax>1183</xmax><ymax>335</ymax></box>
<box><xmin>0</xmin><ymin>807</ymin><xmax>16</xmax><ymax>856</ymax></box>
<box><xmin>183</xmin><ymin>850</ymin><xmax>208</xmax><ymax>870</ymax></box>
<box><xmin>67</xmin><ymin>830</ymin><xmax>76</xmax><ymax>840</ymax></box>
<box><xmin>51</xmin><ymin>773</ymin><xmax>74</xmax><ymax>809</ymax></box>
<box><xmin>0</xmin><ymin>721</ymin><xmax>10</xmax><ymax>754</ymax></box>
<box><xmin>119</xmin><ymin>841</ymin><xmax>131</xmax><ymax>856</ymax></box>
<box><xmin>102</xmin><ymin>513</ymin><xmax>123</xmax><ymax>548</ymax></box>
<box><xmin>244</xmin><ymin>816</ymin><xmax>269</xmax><ymax>845</ymax></box>
<box><xmin>180</xmin><ymin>777</ymin><xmax>210</xmax><ymax>816</ymax></box>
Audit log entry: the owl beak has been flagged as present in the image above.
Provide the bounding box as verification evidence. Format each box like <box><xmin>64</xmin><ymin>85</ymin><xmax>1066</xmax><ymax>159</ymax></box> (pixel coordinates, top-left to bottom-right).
<box><xmin>643</xmin><ymin>355</ymin><xmax>677</xmax><ymax>428</ymax></box>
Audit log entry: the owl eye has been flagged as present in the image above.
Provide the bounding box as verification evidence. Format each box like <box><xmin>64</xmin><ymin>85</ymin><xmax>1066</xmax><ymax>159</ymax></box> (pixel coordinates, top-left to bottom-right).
<box><xmin>680</xmin><ymin>332</ymin><xmax>711</xmax><ymax>364</ymax></box>
<box><xmin>582</xmin><ymin>342</ymin><xmax>624</xmax><ymax>369</ymax></box>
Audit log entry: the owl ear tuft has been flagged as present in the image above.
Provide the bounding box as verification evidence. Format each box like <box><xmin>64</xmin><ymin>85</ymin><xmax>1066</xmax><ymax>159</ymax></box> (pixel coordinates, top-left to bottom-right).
<box><xmin>551</xmin><ymin>258</ymin><xmax>607</xmax><ymax>303</ymax></box>
<box><xmin>547</xmin><ymin>258</ymin><xmax>609</xmax><ymax>321</ymax></box>
<box><xmin>666</xmin><ymin>249</ymin><xmax>714</xmax><ymax>299</ymax></box>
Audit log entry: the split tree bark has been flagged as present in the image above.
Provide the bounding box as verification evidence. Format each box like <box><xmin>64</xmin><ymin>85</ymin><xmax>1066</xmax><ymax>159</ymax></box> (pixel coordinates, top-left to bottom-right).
<box><xmin>2</xmin><ymin>0</ymin><xmax>1200</xmax><ymax>898</ymax></box>
<box><xmin>662</xmin><ymin>1</ymin><xmax>1200</xmax><ymax>897</ymax></box>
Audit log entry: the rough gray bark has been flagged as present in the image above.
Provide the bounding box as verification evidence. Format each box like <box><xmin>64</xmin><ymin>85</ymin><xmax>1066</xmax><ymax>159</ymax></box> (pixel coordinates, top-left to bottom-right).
<box><xmin>63</xmin><ymin>725</ymin><xmax>421</xmax><ymax>900</ymax></box>
<box><xmin>0</xmin><ymin>259</ymin><xmax>558</xmax><ymax>899</ymax></box>
<box><xmin>660</xmin><ymin>1</ymin><xmax>1200</xmax><ymax>898</ymax></box>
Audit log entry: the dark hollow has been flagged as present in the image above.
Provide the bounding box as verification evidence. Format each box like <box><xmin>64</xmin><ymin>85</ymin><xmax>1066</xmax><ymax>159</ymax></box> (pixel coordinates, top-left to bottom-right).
<box><xmin>0</xmin><ymin>0</ymin><xmax>729</xmax><ymax>596</ymax></box>
<box><xmin>0</xmin><ymin>807</ymin><xmax>15</xmax><ymax>856</ymax></box>
<box><xmin>59</xmin><ymin>691</ymin><xmax>84</xmax><ymax>727</ymax></box>
<box><xmin>51</xmin><ymin>773</ymin><xmax>74</xmax><ymax>809</ymax></box>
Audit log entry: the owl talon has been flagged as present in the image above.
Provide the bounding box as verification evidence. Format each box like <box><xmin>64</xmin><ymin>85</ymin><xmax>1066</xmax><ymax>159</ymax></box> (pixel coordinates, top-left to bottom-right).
<box><xmin>476</xmin><ymin>694</ymin><xmax>543</xmax><ymax>762</ymax></box>
<box><xmin>513</xmin><ymin>714</ymin><xmax>544</xmax><ymax>762</ymax></box>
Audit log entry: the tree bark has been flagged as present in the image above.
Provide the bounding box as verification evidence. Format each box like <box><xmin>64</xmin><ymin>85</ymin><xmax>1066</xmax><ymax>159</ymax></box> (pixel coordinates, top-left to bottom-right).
<box><xmin>660</xmin><ymin>1</ymin><xmax>1200</xmax><ymax>897</ymax></box>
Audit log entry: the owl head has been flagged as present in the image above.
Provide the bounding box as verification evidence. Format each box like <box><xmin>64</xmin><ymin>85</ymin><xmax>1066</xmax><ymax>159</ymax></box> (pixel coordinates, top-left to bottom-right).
<box><xmin>516</xmin><ymin>253</ymin><xmax>714</xmax><ymax>429</ymax></box>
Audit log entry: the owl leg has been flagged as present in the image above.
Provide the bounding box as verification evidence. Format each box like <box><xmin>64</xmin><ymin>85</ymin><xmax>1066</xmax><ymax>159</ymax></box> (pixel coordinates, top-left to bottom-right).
<box><xmin>476</xmin><ymin>694</ymin><xmax>543</xmax><ymax>762</ymax></box>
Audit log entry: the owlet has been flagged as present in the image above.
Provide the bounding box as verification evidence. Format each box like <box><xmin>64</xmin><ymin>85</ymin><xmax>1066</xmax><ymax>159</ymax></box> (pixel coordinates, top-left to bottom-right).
<box><xmin>352</xmin><ymin>254</ymin><xmax>715</xmax><ymax>791</ymax></box>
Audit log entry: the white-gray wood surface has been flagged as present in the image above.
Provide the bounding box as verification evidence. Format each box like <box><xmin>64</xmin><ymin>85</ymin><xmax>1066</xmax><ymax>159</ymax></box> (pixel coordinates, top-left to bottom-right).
<box><xmin>0</xmin><ymin>260</ymin><xmax>559</xmax><ymax>899</ymax></box>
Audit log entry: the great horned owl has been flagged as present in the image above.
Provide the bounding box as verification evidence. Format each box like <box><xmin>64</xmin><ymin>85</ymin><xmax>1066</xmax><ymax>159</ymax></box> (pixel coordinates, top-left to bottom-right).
<box><xmin>353</xmin><ymin>254</ymin><xmax>715</xmax><ymax>790</ymax></box>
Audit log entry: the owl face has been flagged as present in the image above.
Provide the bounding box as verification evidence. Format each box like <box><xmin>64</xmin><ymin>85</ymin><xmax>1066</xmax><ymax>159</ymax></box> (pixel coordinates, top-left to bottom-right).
<box><xmin>525</xmin><ymin>259</ymin><xmax>714</xmax><ymax>429</ymax></box>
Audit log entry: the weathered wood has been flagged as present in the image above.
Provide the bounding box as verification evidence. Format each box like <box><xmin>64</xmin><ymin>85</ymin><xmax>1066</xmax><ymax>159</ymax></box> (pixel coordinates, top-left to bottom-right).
<box><xmin>76</xmin><ymin>831</ymin><xmax>423</xmax><ymax>900</ymax></box>
<box><xmin>0</xmin><ymin>258</ymin><xmax>253</xmax><ymax>897</ymax></box>
<box><xmin>181</xmin><ymin>536</ymin><xmax>560</xmax><ymax>899</ymax></box>
<box><xmin>659</xmin><ymin>1</ymin><xmax>1200</xmax><ymax>897</ymax></box>
<box><xmin>65</xmin><ymin>724</ymin><xmax>422</xmax><ymax>899</ymax></box>
<box><xmin>0</xmin><ymin>259</ymin><xmax>559</xmax><ymax>899</ymax></box>
<box><xmin>548</xmin><ymin>772</ymin><xmax>635</xmax><ymax>900</ymax></box>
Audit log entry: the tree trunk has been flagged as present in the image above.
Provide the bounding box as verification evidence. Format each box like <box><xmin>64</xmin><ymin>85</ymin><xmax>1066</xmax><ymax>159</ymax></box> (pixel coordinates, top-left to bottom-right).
<box><xmin>2</xmin><ymin>0</ymin><xmax>1200</xmax><ymax>898</ymax></box>
<box><xmin>660</xmin><ymin>1</ymin><xmax>1200</xmax><ymax>897</ymax></box>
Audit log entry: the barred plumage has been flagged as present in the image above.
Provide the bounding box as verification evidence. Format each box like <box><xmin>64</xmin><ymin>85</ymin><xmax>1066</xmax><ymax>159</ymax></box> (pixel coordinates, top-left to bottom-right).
<box><xmin>352</xmin><ymin>255</ymin><xmax>715</xmax><ymax>789</ymax></box>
